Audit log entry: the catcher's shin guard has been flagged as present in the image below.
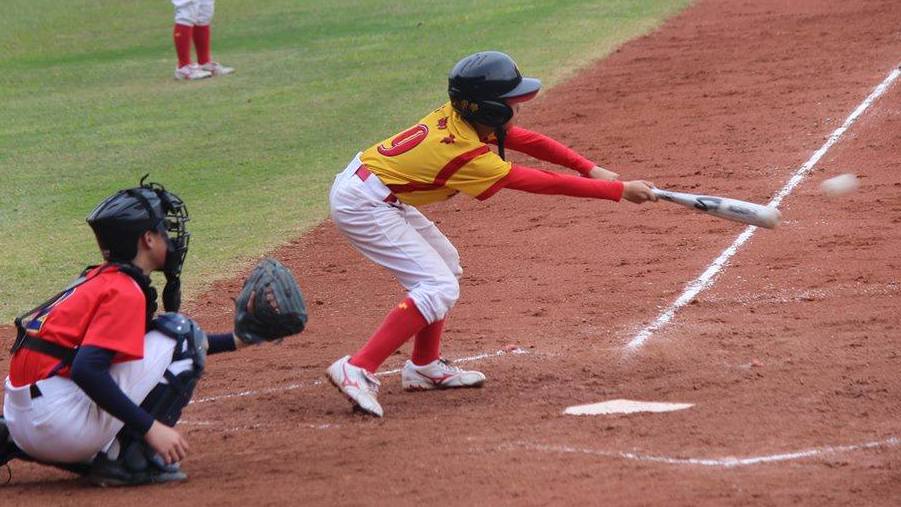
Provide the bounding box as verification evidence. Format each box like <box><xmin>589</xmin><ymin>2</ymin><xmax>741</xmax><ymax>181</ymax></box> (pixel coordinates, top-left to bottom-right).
<box><xmin>100</xmin><ymin>314</ymin><xmax>206</xmax><ymax>480</ymax></box>
<box><xmin>143</xmin><ymin>313</ymin><xmax>207</xmax><ymax>426</ymax></box>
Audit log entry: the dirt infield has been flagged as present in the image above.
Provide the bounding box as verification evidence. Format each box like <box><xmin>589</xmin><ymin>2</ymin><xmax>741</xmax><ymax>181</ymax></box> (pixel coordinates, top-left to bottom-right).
<box><xmin>2</xmin><ymin>0</ymin><xmax>900</xmax><ymax>504</ymax></box>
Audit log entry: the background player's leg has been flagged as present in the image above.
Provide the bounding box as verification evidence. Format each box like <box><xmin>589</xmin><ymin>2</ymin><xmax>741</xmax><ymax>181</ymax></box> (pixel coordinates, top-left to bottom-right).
<box><xmin>172</xmin><ymin>0</ymin><xmax>210</xmax><ymax>80</ymax></box>
<box><xmin>172</xmin><ymin>0</ymin><xmax>196</xmax><ymax>68</ymax></box>
<box><xmin>194</xmin><ymin>0</ymin><xmax>234</xmax><ymax>76</ymax></box>
<box><xmin>173</xmin><ymin>24</ymin><xmax>193</xmax><ymax>69</ymax></box>
<box><xmin>192</xmin><ymin>0</ymin><xmax>214</xmax><ymax>65</ymax></box>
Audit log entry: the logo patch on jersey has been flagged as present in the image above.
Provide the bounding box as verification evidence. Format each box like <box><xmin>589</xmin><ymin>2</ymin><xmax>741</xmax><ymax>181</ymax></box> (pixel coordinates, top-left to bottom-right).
<box><xmin>25</xmin><ymin>287</ymin><xmax>76</xmax><ymax>336</ymax></box>
<box><xmin>437</xmin><ymin>117</ymin><xmax>448</xmax><ymax>130</ymax></box>
<box><xmin>441</xmin><ymin>134</ymin><xmax>456</xmax><ymax>144</ymax></box>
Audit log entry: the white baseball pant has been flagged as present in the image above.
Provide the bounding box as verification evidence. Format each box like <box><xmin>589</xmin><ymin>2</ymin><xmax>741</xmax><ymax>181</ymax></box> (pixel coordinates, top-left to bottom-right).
<box><xmin>3</xmin><ymin>330</ymin><xmax>176</xmax><ymax>464</ymax></box>
<box><xmin>172</xmin><ymin>0</ymin><xmax>215</xmax><ymax>26</ymax></box>
<box><xmin>329</xmin><ymin>154</ymin><xmax>462</xmax><ymax>324</ymax></box>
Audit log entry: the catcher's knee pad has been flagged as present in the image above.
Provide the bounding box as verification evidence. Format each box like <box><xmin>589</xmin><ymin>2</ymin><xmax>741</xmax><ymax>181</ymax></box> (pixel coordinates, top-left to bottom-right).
<box><xmin>142</xmin><ymin>313</ymin><xmax>207</xmax><ymax>426</ymax></box>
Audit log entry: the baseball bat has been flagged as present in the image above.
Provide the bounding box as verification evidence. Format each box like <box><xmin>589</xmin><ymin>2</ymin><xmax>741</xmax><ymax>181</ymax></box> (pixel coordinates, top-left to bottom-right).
<box><xmin>652</xmin><ymin>188</ymin><xmax>781</xmax><ymax>229</ymax></box>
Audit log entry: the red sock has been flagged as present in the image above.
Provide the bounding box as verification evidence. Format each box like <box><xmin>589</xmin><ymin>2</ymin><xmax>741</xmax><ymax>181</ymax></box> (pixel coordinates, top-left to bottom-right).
<box><xmin>173</xmin><ymin>24</ymin><xmax>194</xmax><ymax>68</ymax></box>
<box><xmin>350</xmin><ymin>298</ymin><xmax>428</xmax><ymax>373</ymax></box>
<box><xmin>411</xmin><ymin>318</ymin><xmax>445</xmax><ymax>366</ymax></box>
<box><xmin>193</xmin><ymin>24</ymin><xmax>211</xmax><ymax>65</ymax></box>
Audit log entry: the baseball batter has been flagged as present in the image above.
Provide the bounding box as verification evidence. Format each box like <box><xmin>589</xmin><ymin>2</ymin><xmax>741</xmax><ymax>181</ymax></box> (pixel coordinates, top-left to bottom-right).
<box><xmin>171</xmin><ymin>0</ymin><xmax>234</xmax><ymax>80</ymax></box>
<box><xmin>0</xmin><ymin>179</ymin><xmax>306</xmax><ymax>486</ymax></box>
<box><xmin>326</xmin><ymin>51</ymin><xmax>657</xmax><ymax>417</ymax></box>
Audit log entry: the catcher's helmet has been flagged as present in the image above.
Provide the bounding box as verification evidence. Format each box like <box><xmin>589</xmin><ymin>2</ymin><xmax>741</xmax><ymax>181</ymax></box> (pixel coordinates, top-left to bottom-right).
<box><xmin>448</xmin><ymin>51</ymin><xmax>541</xmax><ymax>128</ymax></box>
<box><xmin>86</xmin><ymin>176</ymin><xmax>190</xmax><ymax>277</ymax></box>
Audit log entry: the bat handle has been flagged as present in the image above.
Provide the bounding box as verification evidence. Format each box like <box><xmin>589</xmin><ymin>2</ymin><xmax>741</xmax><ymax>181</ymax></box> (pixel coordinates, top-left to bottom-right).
<box><xmin>651</xmin><ymin>188</ymin><xmax>674</xmax><ymax>201</ymax></box>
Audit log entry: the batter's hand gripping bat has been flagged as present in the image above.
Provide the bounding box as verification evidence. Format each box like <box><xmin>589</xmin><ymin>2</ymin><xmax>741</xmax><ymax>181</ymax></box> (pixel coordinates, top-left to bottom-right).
<box><xmin>652</xmin><ymin>188</ymin><xmax>781</xmax><ymax>229</ymax></box>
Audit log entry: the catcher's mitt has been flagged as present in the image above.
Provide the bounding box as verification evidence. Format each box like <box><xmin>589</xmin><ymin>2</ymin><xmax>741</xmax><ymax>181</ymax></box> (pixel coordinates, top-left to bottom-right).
<box><xmin>234</xmin><ymin>257</ymin><xmax>307</xmax><ymax>344</ymax></box>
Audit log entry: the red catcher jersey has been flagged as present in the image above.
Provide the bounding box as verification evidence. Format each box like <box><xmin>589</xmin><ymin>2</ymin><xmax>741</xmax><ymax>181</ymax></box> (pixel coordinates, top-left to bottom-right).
<box><xmin>360</xmin><ymin>102</ymin><xmax>511</xmax><ymax>206</ymax></box>
<box><xmin>9</xmin><ymin>265</ymin><xmax>148</xmax><ymax>386</ymax></box>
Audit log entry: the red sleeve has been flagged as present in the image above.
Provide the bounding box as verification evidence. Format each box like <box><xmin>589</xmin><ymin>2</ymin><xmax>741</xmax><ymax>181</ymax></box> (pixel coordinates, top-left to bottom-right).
<box><xmin>477</xmin><ymin>164</ymin><xmax>624</xmax><ymax>201</ymax></box>
<box><xmin>81</xmin><ymin>275</ymin><xmax>146</xmax><ymax>362</ymax></box>
<box><xmin>487</xmin><ymin>127</ymin><xmax>596</xmax><ymax>175</ymax></box>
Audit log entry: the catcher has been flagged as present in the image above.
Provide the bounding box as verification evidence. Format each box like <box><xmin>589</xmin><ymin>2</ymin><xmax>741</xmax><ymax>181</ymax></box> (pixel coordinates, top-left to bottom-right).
<box><xmin>0</xmin><ymin>178</ymin><xmax>306</xmax><ymax>486</ymax></box>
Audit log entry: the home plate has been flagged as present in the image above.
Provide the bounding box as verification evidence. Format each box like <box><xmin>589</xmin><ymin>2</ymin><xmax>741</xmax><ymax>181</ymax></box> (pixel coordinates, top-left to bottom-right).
<box><xmin>564</xmin><ymin>399</ymin><xmax>694</xmax><ymax>416</ymax></box>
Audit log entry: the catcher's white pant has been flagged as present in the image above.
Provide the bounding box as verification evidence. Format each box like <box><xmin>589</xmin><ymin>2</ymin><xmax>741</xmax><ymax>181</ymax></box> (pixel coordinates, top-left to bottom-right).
<box><xmin>172</xmin><ymin>0</ymin><xmax>215</xmax><ymax>26</ymax></box>
<box><xmin>329</xmin><ymin>154</ymin><xmax>462</xmax><ymax>324</ymax></box>
<box><xmin>3</xmin><ymin>331</ymin><xmax>176</xmax><ymax>464</ymax></box>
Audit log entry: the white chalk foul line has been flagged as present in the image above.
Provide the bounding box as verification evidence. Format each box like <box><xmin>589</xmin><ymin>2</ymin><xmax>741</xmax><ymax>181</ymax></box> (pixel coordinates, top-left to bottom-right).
<box><xmin>376</xmin><ymin>347</ymin><xmax>530</xmax><ymax>377</ymax></box>
<box><xmin>191</xmin><ymin>382</ymin><xmax>310</xmax><ymax>404</ymax></box>
<box><xmin>190</xmin><ymin>347</ymin><xmax>530</xmax><ymax>404</ymax></box>
<box><xmin>627</xmin><ymin>66</ymin><xmax>901</xmax><ymax>350</ymax></box>
<box><xmin>510</xmin><ymin>436</ymin><xmax>899</xmax><ymax>468</ymax></box>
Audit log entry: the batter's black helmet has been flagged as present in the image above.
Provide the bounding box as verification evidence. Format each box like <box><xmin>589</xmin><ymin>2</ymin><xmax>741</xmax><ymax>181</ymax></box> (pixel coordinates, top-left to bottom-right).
<box><xmin>86</xmin><ymin>176</ymin><xmax>190</xmax><ymax>277</ymax></box>
<box><xmin>448</xmin><ymin>51</ymin><xmax>541</xmax><ymax>128</ymax></box>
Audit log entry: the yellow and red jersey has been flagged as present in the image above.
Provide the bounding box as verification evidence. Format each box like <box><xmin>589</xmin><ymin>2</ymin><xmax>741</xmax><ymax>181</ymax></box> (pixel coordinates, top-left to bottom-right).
<box><xmin>361</xmin><ymin>102</ymin><xmax>511</xmax><ymax>206</ymax></box>
<box><xmin>361</xmin><ymin>102</ymin><xmax>625</xmax><ymax>206</ymax></box>
<box><xmin>9</xmin><ymin>265</ymin><xmax>147</xmax><ymax>386</ymax></box>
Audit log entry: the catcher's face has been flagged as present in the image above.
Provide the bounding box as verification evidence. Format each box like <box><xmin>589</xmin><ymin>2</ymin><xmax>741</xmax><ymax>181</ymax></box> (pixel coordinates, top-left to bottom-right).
<box><xmin>130</xmin><ymin>229</ymin><xmax>170</xmax><ymax>275</ymax></box>
<box><xmin>145</xmin><ymin>230</ymin><xmax>170</xmax><ymax>271</ymax></box>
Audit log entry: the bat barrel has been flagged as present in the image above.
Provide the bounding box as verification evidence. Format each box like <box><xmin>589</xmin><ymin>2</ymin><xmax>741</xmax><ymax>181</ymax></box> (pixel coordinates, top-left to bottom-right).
<box><xmin>652</xmin><ymin>188</ymin><xmax>781</xmax><ymax>229</ymax></box>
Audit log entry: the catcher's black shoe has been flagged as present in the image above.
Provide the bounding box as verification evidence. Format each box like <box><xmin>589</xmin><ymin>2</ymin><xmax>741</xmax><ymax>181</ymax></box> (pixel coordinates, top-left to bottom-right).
<box><xmin>0</xmin><ymin>417</ymin><xmax>23</xmax><ymax>467</ymax></box>
<box><xmin>87</xmin><ymin>452</ymin><xmax>187</xmax><ymax>487</ymax></box>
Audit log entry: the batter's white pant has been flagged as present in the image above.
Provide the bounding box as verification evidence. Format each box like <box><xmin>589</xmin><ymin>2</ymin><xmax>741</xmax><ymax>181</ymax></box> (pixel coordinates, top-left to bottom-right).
<box><xmin>329</xmin><ymin>154</ymin><xmax>462</xmax><ymax>324</ymax></box>
<box><xmin>172</xmin><ymin>0</ymin><xmax>215</xmax><ymax>26</ymax></box>
<box><xmin>3</xmin><ymin>330</ymin><xmax>176</xmax><ymax>464</ymax></box>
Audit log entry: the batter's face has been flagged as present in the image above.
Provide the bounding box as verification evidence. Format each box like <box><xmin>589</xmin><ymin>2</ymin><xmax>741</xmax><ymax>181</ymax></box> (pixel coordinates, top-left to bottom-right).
<box><xmin>503</xmin><ymin>103</ymin><xmax>522</xmax><ymax>130</ymax></box>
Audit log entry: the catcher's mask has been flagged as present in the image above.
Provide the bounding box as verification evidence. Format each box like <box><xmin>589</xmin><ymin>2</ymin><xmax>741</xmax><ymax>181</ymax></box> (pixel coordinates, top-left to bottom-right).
<box><xmin>86</xmin><ymin>175</ymin><xmax>190</xmax><ymax>278</ymax></box>
<box><xmin>448</xmin><ymin>51</ymin><xmax>541</xmax><ymax>159</ymax></box>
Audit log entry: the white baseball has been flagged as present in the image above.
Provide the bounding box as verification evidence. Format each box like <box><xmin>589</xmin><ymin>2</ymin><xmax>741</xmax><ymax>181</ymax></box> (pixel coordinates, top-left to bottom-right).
<box><xmin>820</xmin><ymin>173</ymin><xmax>858</xmax><ymax>197</ymax></box>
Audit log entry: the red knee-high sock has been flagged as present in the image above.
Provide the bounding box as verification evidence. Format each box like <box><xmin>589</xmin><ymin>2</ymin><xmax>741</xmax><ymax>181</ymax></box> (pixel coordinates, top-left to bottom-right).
<box><xmin>411</xmin><ymin>318</ymin><xmax>445</xmax><ymax>366</ymax></box>
<box><xmin>173</xmin><ymin>24</ymin><xmax>194</xmax><ymax>68</ymax></box>
<box><xmin>350</xmin><ymin>298</ymin><xmax>428</xmax><ymax>373</ymax></box>
<box><xmin>193</xmin><ymin>24</ymin><xmax>211</xmax><ymax>65</ymax></box>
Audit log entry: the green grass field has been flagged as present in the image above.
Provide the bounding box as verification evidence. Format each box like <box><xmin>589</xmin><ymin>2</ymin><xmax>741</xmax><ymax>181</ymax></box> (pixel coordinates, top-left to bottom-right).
<box><xmin>0</xmin><ymin>0</ymin><xmax>690</xmax><ymax>321</ymax></box>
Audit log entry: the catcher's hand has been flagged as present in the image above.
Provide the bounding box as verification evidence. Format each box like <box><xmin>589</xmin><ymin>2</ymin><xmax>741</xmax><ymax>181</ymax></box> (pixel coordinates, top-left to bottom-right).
<box><xmin>234</xmin><ymin>257</ymin><xmax>307</xmax><ymax>344</ymax></box>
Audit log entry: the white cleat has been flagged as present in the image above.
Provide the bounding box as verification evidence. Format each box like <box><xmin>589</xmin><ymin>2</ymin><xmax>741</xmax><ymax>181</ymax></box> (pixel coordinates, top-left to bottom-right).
<box><xmin>401</xmin><ymin>358</ymin><xmax>487</xmax><ymax>391</ymax></box>
<box><xmin>326</xmin><ymin>355</ymin><xmax>384</xmax><ymax>417</ymax></box>
<box><xmin>174</xmin><ymin>64</ymin><xmax>212</xmax><ymax>81</ymax></box>
<box><xmin>200</xmin><ymin>62</ymin><xmax>235</xmax><ymax>76</ymax></box>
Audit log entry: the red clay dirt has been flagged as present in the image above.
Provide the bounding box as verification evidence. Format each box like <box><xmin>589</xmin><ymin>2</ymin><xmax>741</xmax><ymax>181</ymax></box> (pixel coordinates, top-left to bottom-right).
<box><xmin>2</xmin><ymin>0</ymin><xmax>900</xmax><ymax>504</ymax></box>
